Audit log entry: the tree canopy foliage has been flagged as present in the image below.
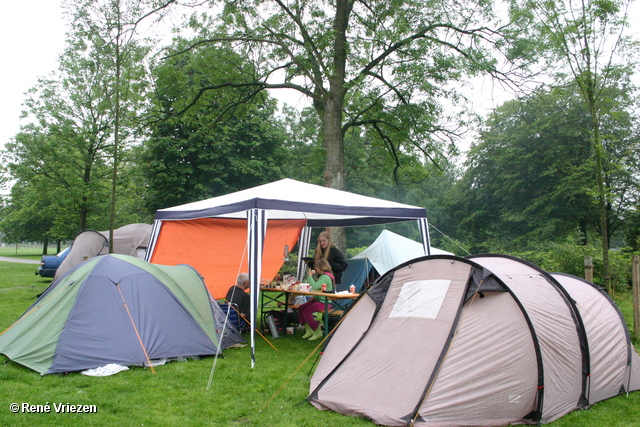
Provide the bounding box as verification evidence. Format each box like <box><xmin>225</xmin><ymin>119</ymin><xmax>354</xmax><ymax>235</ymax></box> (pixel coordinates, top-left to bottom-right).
<box><xmin>141</xmin><ymin>38</ymin><xmax>290</xmax><ymax>210</ymax></box>
<box><xmin>153</xmin><ymin>0</ymin><xmax>520</xmax><ymax>249</ymax></box>
<box><xmin>447</xmin><ymin>81</ymin><xmax>639</xmax><ymax>253</ymax></box>
<box><xmin>507</xmin><ymin>0</ymin><xmax>639</xmax><ymax>286</ymax></box>
<box><xmin>0</xmin><ymin>0</ymin><xmax>153</xmax><ymax>243</ymax></box>
<box><xmin>0</xmin><ymin>0</ymin><xmax>638</xmax><ymax>280</ymax></box>
<box><xmin>158</xmin><ymin>0</ymin><xmax>515</xmax><ymax>192</ymax></box>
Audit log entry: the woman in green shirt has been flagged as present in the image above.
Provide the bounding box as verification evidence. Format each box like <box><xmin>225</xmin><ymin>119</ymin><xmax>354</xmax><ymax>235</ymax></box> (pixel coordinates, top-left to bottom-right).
<box><xmin>298</xmin><ymin>259</ymin><xmax>334</xmax><ymax>340</ymax></box>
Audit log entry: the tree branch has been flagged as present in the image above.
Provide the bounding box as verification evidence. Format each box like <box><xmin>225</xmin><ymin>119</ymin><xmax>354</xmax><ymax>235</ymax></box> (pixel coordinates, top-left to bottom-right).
<box><xmin>346</xmin><ymin>23</ymin><xmax>497</xmax><ymax>91</ymax></box>
<box><xmin>160</xmin><ymin>80</ymin><xmax>316</xmax><ymax>119</ymax></box>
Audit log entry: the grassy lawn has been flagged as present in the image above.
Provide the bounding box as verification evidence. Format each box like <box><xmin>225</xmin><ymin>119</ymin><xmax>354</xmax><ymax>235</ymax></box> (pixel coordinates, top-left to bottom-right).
<box><xmin>1</xmin><ymin>260</ymin><xmax>639</xmax><ymax>426</ymax></box>
<box><xmin>0</xmin><ymin>243</ymin><xmax>57</xmax><ymax>260</ymax></box>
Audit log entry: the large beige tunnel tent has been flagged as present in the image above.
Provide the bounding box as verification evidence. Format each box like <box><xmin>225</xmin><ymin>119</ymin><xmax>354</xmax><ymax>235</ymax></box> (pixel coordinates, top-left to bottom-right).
<box><xmin>309</xmin><ymin>254</ymin><xmax>640</xmax><ymax>426</ymax></box>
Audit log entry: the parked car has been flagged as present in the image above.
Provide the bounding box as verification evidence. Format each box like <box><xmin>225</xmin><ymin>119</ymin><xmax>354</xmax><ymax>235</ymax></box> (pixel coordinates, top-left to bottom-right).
<box><xmin>35</xmin><ymin>246</ymin><xmax>71</xmax><ymax>278</ymax></box>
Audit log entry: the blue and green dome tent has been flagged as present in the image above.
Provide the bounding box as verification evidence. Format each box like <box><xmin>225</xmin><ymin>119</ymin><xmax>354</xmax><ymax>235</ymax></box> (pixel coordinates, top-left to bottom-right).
<box><xmin>0</xmin><ymin>254</ymin><xmax>243</xmax><ymax>375</ymax></box>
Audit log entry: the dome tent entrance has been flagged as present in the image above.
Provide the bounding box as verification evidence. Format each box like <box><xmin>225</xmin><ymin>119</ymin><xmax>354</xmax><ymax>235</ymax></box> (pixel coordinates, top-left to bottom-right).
<box><xmin>145</xmin><ymin>178</ymin><xmax>432</xmax><ymax>366</ymax></box>
<box><xmin>309</xmin><ymin>254</ymin><xmax>640</xmax><ymax>426</ymax></box>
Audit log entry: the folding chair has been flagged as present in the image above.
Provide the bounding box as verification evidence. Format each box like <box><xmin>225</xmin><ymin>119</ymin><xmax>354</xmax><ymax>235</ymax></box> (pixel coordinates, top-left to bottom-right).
<box><xmin>218</xmin><ymin>303</ymin><xmax>246</xmax><ymax>333</ymax></box>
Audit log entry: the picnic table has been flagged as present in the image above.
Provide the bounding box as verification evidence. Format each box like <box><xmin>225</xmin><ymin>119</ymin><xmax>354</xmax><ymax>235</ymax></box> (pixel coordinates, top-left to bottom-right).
<box><xmin>260</xmin><ymin>286</ymin><xmax>359</xmax><ymax>335</ymax></box>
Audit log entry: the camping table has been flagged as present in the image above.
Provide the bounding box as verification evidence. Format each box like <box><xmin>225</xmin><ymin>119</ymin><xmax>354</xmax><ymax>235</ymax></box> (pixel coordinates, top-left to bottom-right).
<box><xmin>260</xmin><ymin>287</ymin><xmax>359</xmax><ymax>336</ymax></box>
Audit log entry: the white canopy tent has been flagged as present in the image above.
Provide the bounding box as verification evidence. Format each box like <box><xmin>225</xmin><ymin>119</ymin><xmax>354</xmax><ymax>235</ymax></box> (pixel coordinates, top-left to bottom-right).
<box><xmin>146</xmin><ymin>179</ymin><xmax>432</xmax><ymax>366</ymax></box>
<box><xmin>352</xmin><ymin>229</ymin><xmax>453</xmax><ymax>276</ymax></box>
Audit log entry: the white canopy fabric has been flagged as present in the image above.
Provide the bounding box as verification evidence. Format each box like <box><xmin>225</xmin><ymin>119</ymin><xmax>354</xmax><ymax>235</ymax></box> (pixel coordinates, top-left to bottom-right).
<box><xmin>352</xmin><ymin>230</ymin><xmax>453</xmax><ymax>275</ymax></box>
<box><xmin>148</xmin><ymin>178</ymin><xmax>432</xmax><ymax>367</ymax></box>
<box><xmin>155</xmin><ymin>178</ymin><xmax>429</xmax><ymax>227</ymax></box>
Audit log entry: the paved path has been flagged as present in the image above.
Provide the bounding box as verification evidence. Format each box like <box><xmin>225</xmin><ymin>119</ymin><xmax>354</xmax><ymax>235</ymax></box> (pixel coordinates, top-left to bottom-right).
<box><xmin>0</xmin><ymin>256</ymin><xmax>40</xmax><ymax>264</ymax></box>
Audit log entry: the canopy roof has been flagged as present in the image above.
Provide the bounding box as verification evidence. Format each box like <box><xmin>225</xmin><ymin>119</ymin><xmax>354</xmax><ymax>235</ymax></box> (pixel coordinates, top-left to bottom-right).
<box><xmin>155</xmin><ymin>178</ymin><xmax>428</xmax><ymax>226</ymax></box>
<box><xmin>149</xmin><ymin>178</ymin><xmax>432</xmax><ymax>367</ymax></box>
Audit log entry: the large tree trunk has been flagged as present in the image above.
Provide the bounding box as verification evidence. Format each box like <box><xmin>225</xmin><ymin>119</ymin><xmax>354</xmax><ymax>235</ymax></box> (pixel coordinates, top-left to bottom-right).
<box><xmin>323</xmin><ymin>98</ymin><xmax>346</xmax><ymax>191</ymax></box>
<box><xmin>323</xmin><ymin>97</ymin><xmax>347</xmax><ymax>252</ymax></box>
<box><xmin>321</xmin><ymin>0</ymin><xmax>351</xmax><ymax>252</ymax></box>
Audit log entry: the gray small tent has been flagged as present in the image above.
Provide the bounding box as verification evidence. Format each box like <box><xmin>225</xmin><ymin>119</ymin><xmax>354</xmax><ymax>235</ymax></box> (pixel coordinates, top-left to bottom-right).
<box><xmin>54</xmin><ymin>223</ymin><xmax>152</xmax><ymax>281</ymax></box>
<box><xmin>309</xmin><ymin>254</ymin><xmax>640</xmax><ymax>426</ymax></box>
<box><xmin>0</xmin><ymin>254</ymin><xmax>244</xmax><ymax>375</ymax></box>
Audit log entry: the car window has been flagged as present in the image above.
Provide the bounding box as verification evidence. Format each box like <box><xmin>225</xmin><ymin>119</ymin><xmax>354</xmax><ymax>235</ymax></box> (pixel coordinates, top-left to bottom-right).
<box><xmin>58</xmin><ymin>247</ymin><xmax>71</xmax><ymax>257</ymax></box>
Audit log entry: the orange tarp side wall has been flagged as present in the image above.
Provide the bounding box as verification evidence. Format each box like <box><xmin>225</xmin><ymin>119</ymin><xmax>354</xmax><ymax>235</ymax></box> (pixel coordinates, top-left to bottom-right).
<box><xmin>149</xmin><ymin>218</ymin><xmax>306</xmax><ymax>299</ymax></box>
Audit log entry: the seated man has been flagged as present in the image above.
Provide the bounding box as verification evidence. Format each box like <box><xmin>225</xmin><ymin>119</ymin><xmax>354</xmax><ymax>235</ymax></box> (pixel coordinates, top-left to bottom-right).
<box><xmin>226</xmin><ymin>273</ymin><xmax>251</xmax><ymax>328</ymax></box>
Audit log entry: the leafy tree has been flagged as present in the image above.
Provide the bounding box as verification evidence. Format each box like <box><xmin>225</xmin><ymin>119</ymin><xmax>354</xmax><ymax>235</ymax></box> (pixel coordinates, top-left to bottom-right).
<box><xmin>1</xmin><ymin>0</ymin><xmax>153</xmax><ymax>242</ymax></box>
<box><xmin>447</xmin><ymin>82</ymin><xmax>639</xmax><ymax>253</ymax></box>
<box><xmin>278</xmin><ymin>105</ymin><xmax>326</xmax><ymax>186</ymax></box>
<box><xmin>142</xmin><ymin>39</ymin><xmax>290</xmax><ymax>210</ymax></box>
<box><xmin>155</xmin><ymin>0</ymin><xmax>518</xmax><ymax>248</ymax></box>
<box><xmin>65</xmin><ymin>0</ymin><xmax>156</xmax><ymax>250</ymax></box>
<box><xmin>4</xmin><ymin>102</ymin><xmax>113</xmax><ymax>238</ymax></box>
<box><xmin>0</xmin><ymin>179</ymin><xmax>58</xmax><ymax>251</ymax></box>
<box><xmin>142</xmin><ymin>105</ymin><xmax>289</xmax><ymax>209</ymax></box>
<box><xmin>624</xmin><ymin>207</ymin><xmax>640</xmax><ymax>252</ymax></box>
<box><xmin>508</xmin><ymin>0</ymin><xmax>639</xmax><ymax>287</ymax></box>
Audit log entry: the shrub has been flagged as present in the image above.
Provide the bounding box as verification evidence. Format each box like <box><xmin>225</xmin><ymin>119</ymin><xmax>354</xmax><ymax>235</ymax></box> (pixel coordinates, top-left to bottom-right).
<box><xmin>514</xmin><ymin>239</ymin><xmax>635</xmax><ymax>291</ymax></box>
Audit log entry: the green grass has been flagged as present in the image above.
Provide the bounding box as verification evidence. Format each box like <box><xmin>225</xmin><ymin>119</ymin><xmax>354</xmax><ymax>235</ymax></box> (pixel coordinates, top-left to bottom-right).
<box><xmin>1</xmin><ymin>261</ymin><xmax>639</xmax><ymax>426</ymax></box>
<box><xmin>0</xmin><ymin>243</ymin><xmax>55</xmax><ymax>260</ymax></box>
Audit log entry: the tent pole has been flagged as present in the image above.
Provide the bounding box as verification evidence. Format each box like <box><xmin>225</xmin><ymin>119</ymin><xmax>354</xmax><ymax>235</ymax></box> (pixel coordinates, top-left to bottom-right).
<box><xmin>116</xmin><ymin>284</ymin><xmax>156</xmax><ymax>374</ymax></box>
<box><xmin>144</xmin><ymin>220</ymin><xmax>162</xmax><ymax>262</ymax></box>
<box><xmin>297</xmin><ymin>226</ymin><xmax>312</xmax><ymax>281</ymax></box>
<box><xmin>248</xmin><ymin>209</ymin><xmax>267</xmax><ymax>368</ymax></box>
<box><xmin>418</xmin><ymin>218</ymin><xmax>431</xmax><ymax>256</ymax></box>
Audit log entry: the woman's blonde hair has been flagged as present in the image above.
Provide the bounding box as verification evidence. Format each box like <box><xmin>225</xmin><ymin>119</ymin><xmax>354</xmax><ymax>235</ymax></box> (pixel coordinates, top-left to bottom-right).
<box><xmin>314</xmin><ymin>258</ymin><xmax>333</xmax><ymax>274</ymax></box>
<box><xmin>314</xmin><ymin>230</ymin><xmax>335</xmax><ymax>262</ymax></box>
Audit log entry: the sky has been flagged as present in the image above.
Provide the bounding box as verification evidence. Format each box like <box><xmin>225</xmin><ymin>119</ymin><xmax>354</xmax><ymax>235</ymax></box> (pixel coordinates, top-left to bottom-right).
<box><xmin>1</xmin><ymin>2</ymin><xmax>67</xmax><ymax>150</ymax></box>
<box><xmin>1</xmin><ymin>1</ymin><xmax>638</xmax><ymax>154</ymax></box>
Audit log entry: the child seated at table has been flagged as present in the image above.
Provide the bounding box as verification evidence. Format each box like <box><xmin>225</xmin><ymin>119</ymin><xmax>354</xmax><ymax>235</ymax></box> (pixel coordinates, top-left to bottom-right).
<box><xmin>298</xmin><ymin>259</ymin><xmax>334</xmax><ymax>341</ymax></box>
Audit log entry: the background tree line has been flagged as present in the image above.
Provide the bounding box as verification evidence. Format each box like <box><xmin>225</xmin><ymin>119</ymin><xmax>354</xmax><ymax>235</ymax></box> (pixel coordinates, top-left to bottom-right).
<box><xmin>0</xmin><ymin>0</ymin><xmax>638</xmax><ymax>289</ymax></box>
